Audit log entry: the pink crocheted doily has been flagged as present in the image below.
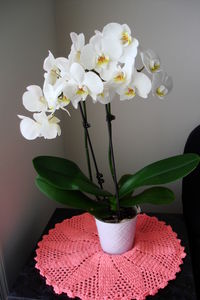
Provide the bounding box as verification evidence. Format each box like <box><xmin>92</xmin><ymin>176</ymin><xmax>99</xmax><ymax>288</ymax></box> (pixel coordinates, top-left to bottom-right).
<box><xmin>35</xmin><ymin>213</ymin><xmax>186</xmax><ymax>300</ymax></box>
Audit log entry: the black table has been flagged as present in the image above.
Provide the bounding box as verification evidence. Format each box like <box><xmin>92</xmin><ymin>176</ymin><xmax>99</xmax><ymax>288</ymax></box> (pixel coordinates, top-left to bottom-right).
<box><xmin>8</xmin><ymin>209</ymin><xmax>197</xmax><ymax>300</ymax></box>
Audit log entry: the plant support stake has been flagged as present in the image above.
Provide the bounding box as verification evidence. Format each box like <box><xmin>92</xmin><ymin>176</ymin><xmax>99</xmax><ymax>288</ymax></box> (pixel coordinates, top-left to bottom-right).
<box><xmin>79</xmin><ymin>102</ymin><xmax>105</xmax><ymax>189</ymax></box>
<box><xmin>105</xmin><ymin>104</ymin><xmax>121</xmax><ymax>219</ymax></box>
<box><xmin>83</xmin><ymin>102</ymin><xmax>93</xmax><ymax>182</ymax></box>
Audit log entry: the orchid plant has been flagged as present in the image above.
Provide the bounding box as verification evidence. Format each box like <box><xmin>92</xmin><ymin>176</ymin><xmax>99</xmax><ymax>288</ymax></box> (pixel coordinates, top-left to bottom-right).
<box><xmin>19</xmin><ymin>23</ymin><xmax>200</xmax><ymax>221</ymax></box>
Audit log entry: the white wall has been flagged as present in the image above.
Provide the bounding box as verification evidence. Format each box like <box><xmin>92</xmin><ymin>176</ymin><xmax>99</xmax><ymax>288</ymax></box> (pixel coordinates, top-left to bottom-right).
<box><xmin>56</xmin><ymin>0</ymin><xmax>200</xmax><ymax>214</ymax></box>
<box><xmin>0</xmin><ymin>0</ymin><xmax>65</xmax><ymax>289</ymax></box>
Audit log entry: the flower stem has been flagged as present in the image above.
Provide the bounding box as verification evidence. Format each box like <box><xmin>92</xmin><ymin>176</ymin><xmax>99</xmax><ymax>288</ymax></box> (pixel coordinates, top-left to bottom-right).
<box><xmin>107</xmin><ymin>104</ymin><xmax>115</xmax><ymax>182</ymax></box>
<box><xmin>83</xmin><ymin>102</ymin><xmax>93</xmax><ymax>182</ymax></box>
<box><xmin>79</xmin><ymin>102</ymin><xmax>104</xmax><ymax>189</ymax></box>
<box><xmin>105</xmin><ymin>104</ymin><xmax>121</xmax><ymax>220</ymax></box>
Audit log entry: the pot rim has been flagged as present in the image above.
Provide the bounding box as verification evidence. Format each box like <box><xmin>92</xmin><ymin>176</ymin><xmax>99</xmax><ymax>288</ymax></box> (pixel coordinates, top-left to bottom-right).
<box><xmin>95</xmin><ymin>205</ymin><xmax>141</xmax><ymax>224</ymax></box>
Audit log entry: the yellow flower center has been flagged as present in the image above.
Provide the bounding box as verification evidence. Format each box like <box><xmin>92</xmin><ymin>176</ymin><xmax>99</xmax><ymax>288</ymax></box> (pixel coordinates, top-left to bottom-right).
<box><xmin>97</xmin><ymin>55</ymin><xmax>109</xmax><ymax>66</ymax></box>
<box><xmin>98</xmin><ymin>92</ymin><xmax>104</xmax><ymax>98</ymax></box>
<box><xmin>40</xmin><ymin>96</ymin><xmax>47</xmax><ymax>104</ymax></box>
<box><xmin>121</xmin><ymin>32</ymin><xmax>132</xmax><ymax>45</ymax></box>
<box><xmin>156</xmin><ymin>85</ymin><xmax>168</xmax><ymax>97</ymax></box>
<box><xmin>58</xmin><ymin>95</ymin><xmax>70</xmax><ymax>105</ymax></box>
<box><xmin>76</xmin><ymin>87</ymin><xmax>87</xmax><ymax>95</ymax></box>
<box><xmin>49</xmin><ymin>68</ymin><xmax>60</xmax><ymax>85</ymax></box>
<box><xmin>149</xmin><ymin>60</ymin><xmax>160</xmax><ymax>72</ymax></box>
<box><xmin>76</xmin><ymin>51</ymin><xmax>81</xmax><ymax>62</ymax></box>
<box><xmin>114</xmin><ymin>72</ymin><xmax>126</xmax><ymax>83</ymax></box>
<box><xmin>125</xmin><ymin>87</ymin><xmax>136</xmax><ymax>97</ymax></box>
<box><xmin>49</xmin><ymin>115</ymin><xmax>56</xmax><ymax>123</ymax></box>
<box><xmin>51</xmin><ymin>68</ymin><xmax>60</xmax><ymax>78</ymax></box>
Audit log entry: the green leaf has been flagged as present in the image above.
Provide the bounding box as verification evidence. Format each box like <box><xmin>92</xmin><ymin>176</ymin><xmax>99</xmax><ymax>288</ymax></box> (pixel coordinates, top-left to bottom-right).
<box><xmin>118</xmin><ymin>174</ymin><xmax>134</xmax><ymax>203</ymax></box>
<box><xmin>33</xmin><ymin>156</ymin><xmax>111</xmax><ymax>197</ymax></box>
<box><xmin>36</xmin><ymin>176</ymin><xmax>111</xmax><ymax>219</ymax></box>
<box><xmin>120</xmin><ymin>187</ymin><xmax>175</xmax><ymax>207</ymax></box>
<box><xmin>108</xmin><ymin>196</ymin><xmax>118</xmax><ymax>211</ymax></box>
<box><xmin>118</xmin><ymin>174</ymin><xmax>132</xmax><ymax>189</ymax></box>
<box><xmin>119</xmin><ymin>153</ymin><xmax>200</xmax><ymax>198</ymax></box>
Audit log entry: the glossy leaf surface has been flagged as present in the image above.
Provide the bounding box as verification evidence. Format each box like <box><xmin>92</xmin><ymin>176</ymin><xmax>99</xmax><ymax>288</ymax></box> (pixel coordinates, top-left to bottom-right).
<box><xmin>119</xmin><ymin>153</ymin><xmax>200</xmax><ymax>198</ymax></box>
<box><xmin>120</xmin><ymin>187</ymin><xmax>175</xmax><ymax>206</ymax></box>
<box><xmin>33</xmin><ymin>156</ymin><xmax>111</xmax><ymax>197</ymax></box>
<box><xmin>36</xmin><ymin>176</ymin><xmax>111</xmax><ymax>218</ymax></box>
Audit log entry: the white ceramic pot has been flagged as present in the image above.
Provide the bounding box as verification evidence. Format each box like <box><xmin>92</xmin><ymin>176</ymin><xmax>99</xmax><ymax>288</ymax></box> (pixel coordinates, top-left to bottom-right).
<box><xmin>95</xmin><ymin>213</ymin><xmax>138</xmax><ymax>255</ymax></box>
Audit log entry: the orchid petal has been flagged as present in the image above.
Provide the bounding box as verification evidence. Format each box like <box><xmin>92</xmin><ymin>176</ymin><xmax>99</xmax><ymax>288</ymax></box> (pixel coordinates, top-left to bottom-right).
<box><xmin>63</xmin><ymin>83</ymin><xmax>77</xmax><ymax>100</ymax></box>
<box><xmin>55</xmin><ymin>57</ymin><xmax>69</xmax><ymax>76</ymax></box>
<box><xmin>102</xmin><ymin>37</ymin><xmax>122</xmax><ymax>60</ymax></box>
<box><xmin>70</xmin><ymin>32</ymin><xmax>85</xmax><ymax>50</ymax></box>
<box><xmin>102</xmin><ymin>23</ymin><xmax>122</xmax><ymax>38</ymax></box>
<box><xmin>70</xmin><ymin>63</ymin><xmax>85</xmax><ymax>84</ymax></box>
<box><xmin>122</xmin><ymin>24</ymin><xmax>131</xmax><ymax>35</ymax></box>
<box><xmin>118</xmin><ymin>85</ymin><xmax>136</xmax><ymax>101</ymax></box>
<box><xmin>44</xmin><ymin>69</ymin><xmax>58</xmax><ymax>86</ymax></box>
<box><xmin>80</xmin><ymin>44</ymin><xmax>96</xmax><ymax>70</ymax></box>
<box><xmin>96</xmin><ymin>91</ymin><xmax>112</xmax><ymax>104</ymax></box>
<box><xmin>77</xmin><ymin>33</ymin><xmax>85</xmax><ymax>49</ymax></box>
<box><xmin>133</xmin><ymin>71</ymin><xmax>152</xmax><ymax>98</ymax></box>
<box><xmin>40</xmin><ymin>116</ymin><xmax>61</xmax><ymax>139</ymax></box>
<box><xmin>18</xmin><ymin>115</ymin><xmax>40</xmax><ymax>140</ymax></box>
<box><xmin>99</xmin><ymin>61</ymin><xmax>117</xmax><ymax>81</ymax></box>
<box><xmin>68</xmin><ymin>47</ymin><xmax>79</xmax><ymax>65</ymax></box>
<box><xmin>84</xmin><ymin>72</ymin><xmax>103</xmax><ymax>95</ymax></box>
<box><xmin>119</xmin><ymin>38</ymin><xmax>139</xmax><ymax>63</ymax></box>
<box><xmin>22</xmin><ymin>85</ymin><xmax>47</xmax><ymax>112</ymax></box>
<box><xmin>122</xmin><ymin>60</ymin><xmax>135</xmax><ymax>82</ymax></box>
<box><xmin>53</xmin><ymin>78</ymin><xmax>68</xmax><ymax>96</ymax></box>
<box><xmin>140</xmin><ymin>49</ymin><xmax>161</xmax><ymax>73</ymax></box>
<box><xmin>31</xmin><ymin>112</ymin><xmax>61</xmax><ymax>139</ymax></box>
<box><xmin>89</xmin><ymin>33</ymin><xmax>102</xmax><ymax>53</ymax></box>
<box><xmin>70</xmin><ymin>95</ymin><xmax>84</xmax><ymax>109</ymax></box>
<box><xmin>43</xmin><ymin>78</ymin><xmax>68</xmax><ymax>110</ymax></box>
<box><xmin>152</xmin><ymin>71</ymin><xmax>173</xmax><ymax>99</ymax></box>
<box><xmin>95</xmin><ymin>82</ymin><xmax>115</xmax><ymax>104</ymax></box>
<box><xmin>43</xmin><ymin>51</ymin><xmax>55</xmax><ymax>72</ymax></box>
<box><xmin>70</xmin><ymin>32</ymin><xmax>78</xmax><ymax>45</ymax></box>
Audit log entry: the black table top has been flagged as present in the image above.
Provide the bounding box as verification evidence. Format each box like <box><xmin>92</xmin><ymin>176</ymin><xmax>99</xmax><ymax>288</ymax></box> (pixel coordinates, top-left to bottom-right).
<box><xmin>8</xmin><ymin>209</ymin><xmax>197</xmax><ymax>300</ymax></box>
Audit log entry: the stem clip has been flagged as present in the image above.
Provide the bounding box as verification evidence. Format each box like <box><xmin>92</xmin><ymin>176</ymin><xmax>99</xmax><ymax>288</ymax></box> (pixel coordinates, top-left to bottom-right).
<box><xmin>106</xmin><ymin>113</ymin><xmax>116</xmax><ymax>122</ymax></box>
<box><xmin>82</xmin><ymin>120</ymin><xmax>91</xmax><ymax>129</ymax></box>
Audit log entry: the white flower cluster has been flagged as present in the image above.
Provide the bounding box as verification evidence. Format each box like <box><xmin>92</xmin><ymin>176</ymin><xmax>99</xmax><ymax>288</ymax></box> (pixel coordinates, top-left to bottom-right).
<box><xmin>19</xmin><ymin>22</ymin><xmax>172</xmax><ymax>140</ymax></box>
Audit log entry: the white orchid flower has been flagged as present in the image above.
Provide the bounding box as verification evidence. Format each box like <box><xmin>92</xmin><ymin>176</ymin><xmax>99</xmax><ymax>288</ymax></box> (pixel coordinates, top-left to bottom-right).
<box><xmin>118</xmin><ymin>84</ymin><xmax>137</xmax><ymax>101</ymax></box>
<box><xmin>18</xmin><ymin>112</ymin><xmax>61</xmax><ymax>140</ymax></box>
<box><xmin>43</xmin><ymin>51</ymin><xmax>69</xmax><ymax>85</ymax></box>
<box><xmin>95</xmin><ymin>82</ymin><xmax>115</xmax><ymax>104</ymax></box>
<box><xmin>68</xmin><ymin>63</ymin><xmax>103</xmax><ymax>108</ymax></box>
<box><xmin>102</xmin><ymin>23</ymin><xmax>139</xmax><ymax>63</ymax></box>
<box><xmin>93</xmin><ymin>31</ymin><xmax>123</xmax><ymax>61</ymax></box>
<box><xmin>118</xmin><ymin>70</ymin><xmax>152</xmax><ymax>100</ymax></box>
<box><xmin>68</xmin><ymin>32</ymin><xmax>85</xmax><ymax>65</ymax></box>
<box><xmin>43</xmin><ymin>77</ymin><xmax>70</xmax><ymax>113</ymax></box>
<box><xmin>110</xmin><ymin>60</ymin><xmax>134</xmax><ymax>90</ymax></box>
<box><xmin>22</xmin><ymin>85</ymin><xmax>47</xmax><ymax>112</ymax></box>
<box><xmin>152</xmin><ymin>71</ymin><xmax>173</xmax><ymax>99</ymax></box>
<box><xmin>140</xmin><ymin>49</ymin><xmax>161</xmax><ymax>73</ymax></box>
<box><xmin>80</xmin><ymin>32</ymin><xmax>121</xmax><ymax>80</ymax></box>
